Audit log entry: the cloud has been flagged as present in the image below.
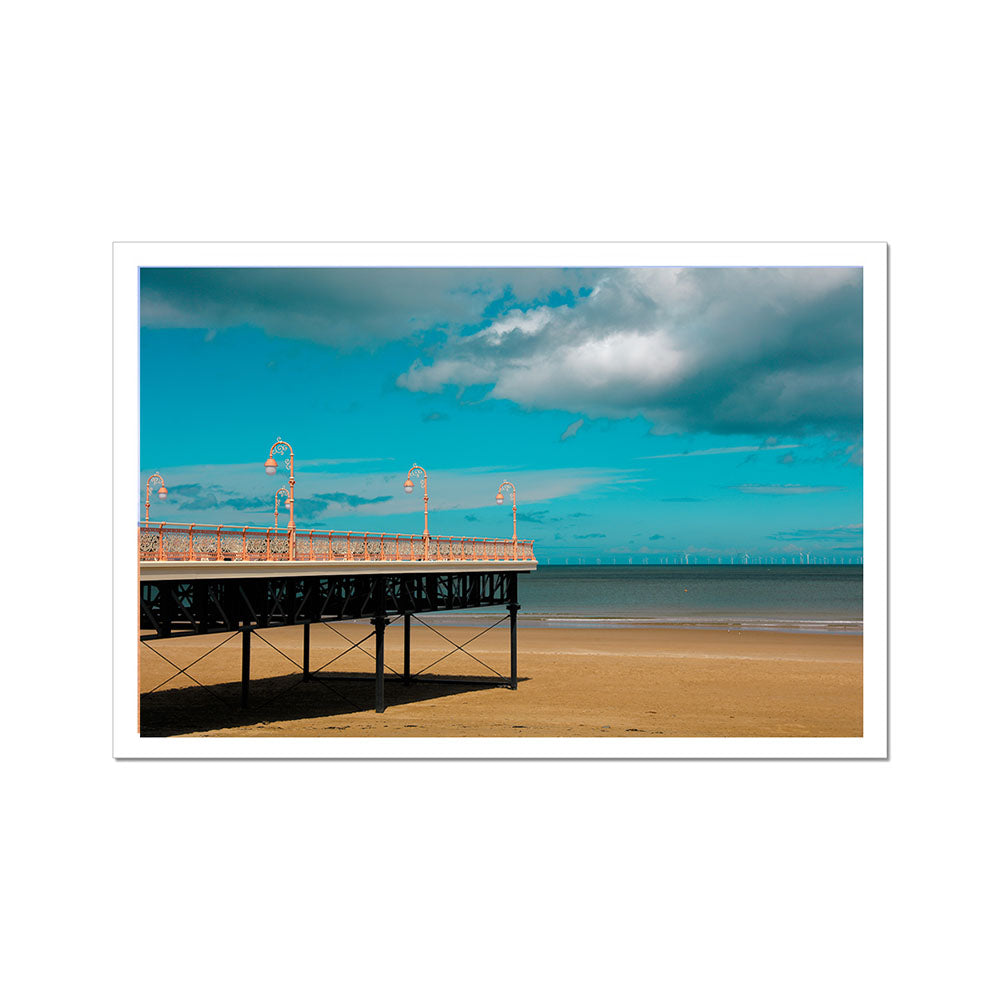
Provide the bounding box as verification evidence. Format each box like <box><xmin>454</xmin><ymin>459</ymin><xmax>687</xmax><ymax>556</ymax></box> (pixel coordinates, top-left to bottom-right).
<box><xmin>141</xmin><ymin>267</ymin><xmax>603</xmax><ymax>348</ymax></box>
<box><xmin>560</xmin><ymin>418</ymin><xmax>584</xmax><ymax>441</ymax></box>
<box><xmin>168</xmin><ymin>482</ymin><xmax>216</xmax><ymax>498</ymax></box>
<box><xmin>517</xmin><ymin>510</ymin><xmax>549</xmax><ymax>524</ymax></box>
<box><xmin>780</xmin><ymin>452</ymin><xmax>796</xmax><ymax>465</ymax></box>
<box><xmin>574</xmin><ymin>533</ymin><xmax>606</xmax><ymax>539</ymax></box>
<box><xmin>313</xmin><ymin>491</ymin><xmax>392</xmax><ymax>508</ymax></box>
<box><xmin>820</xmin><ymin>442</ymin><xmax>864</xmax><ymax>467</ymax></box>
<box><xmin>397</xmin><ymin>267</ymin><xmax>862</xmax><ymax>437</ymax></box>
<box><xmin>422</xmin><ymin>411</ymin><xmax>448</xmax><ymax>422</ymax></box>
<box><xmin>660</xmin><ymin>497</ymin><xmax>705</xmax><ymax>502</ymax></box>
<box><xmin>646</xmin><ymin>443</ymin><xmax>802</xmax><ymax>459</ymax></box>
<box><xmin>144</xmin><ymin>461</ymin><xmax>639</xmax><ymax>530</ymax></box>
<box><xmin>768</xmin><ymin>524</ymin><xmax>863</xmax><ymax>541</ymax></box>
<box><xmin>732</xmin><ymin>484</ymin><xmax>842</xmax><ymax>495</ymax></box>
<box><xmin>650</xmin><ymin>533</ymin><xmax>665</xmax><ymax>540</ymax></box>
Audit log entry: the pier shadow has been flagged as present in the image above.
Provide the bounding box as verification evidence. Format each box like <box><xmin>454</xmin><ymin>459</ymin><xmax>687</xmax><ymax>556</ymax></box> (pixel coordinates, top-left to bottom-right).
<box><xmin>139</xmin><ymin>669</ymin><xmax>529</xmax><ymax>737</ymax></box>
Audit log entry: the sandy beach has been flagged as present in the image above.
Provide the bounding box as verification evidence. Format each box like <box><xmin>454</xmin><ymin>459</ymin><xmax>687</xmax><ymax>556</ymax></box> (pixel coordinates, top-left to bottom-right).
<box><xmin>139</xmin><ymin>621</ymin><xmax>862</xmax><ymax>738</ymax></box>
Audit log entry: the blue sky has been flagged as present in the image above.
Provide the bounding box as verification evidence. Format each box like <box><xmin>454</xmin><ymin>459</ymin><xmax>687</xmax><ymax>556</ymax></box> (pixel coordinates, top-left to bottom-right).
<box><xmin>139</xmin><ymin>266</ymin><xmax>863</xmax><ymax>563</ymax></box>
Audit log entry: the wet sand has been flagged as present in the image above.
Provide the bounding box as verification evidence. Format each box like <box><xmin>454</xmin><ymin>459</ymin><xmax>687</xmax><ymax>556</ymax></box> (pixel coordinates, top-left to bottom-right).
<box><xmin>138</xmin><ymin>622</ymin><xmax>862</xmax><ymax>738</ymax></box>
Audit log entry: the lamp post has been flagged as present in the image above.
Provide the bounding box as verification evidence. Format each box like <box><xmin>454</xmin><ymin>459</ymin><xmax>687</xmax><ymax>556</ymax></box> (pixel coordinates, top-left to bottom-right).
<box><xmin>273</xmin><ymin>486</ymin><xmax>291</xmax><ymax>529</ymax></box>
<box><xmin>144</xmin><ymin>472</ymin><xmax>168</xmax><ymax>525</ymax></box>
<box><xmin>403</xmin><ymin>464</ymin><xmax>429</xmax><ymax>558</ymax></box>
<box><xmin>264</xmin><ymin>437</ymin><xmax>295</xmax><ymax>559</ymax></box>
<box><xmin>495</xmin><ymin>480</ymin><xmax>517</xmax><ymax>551</ymax></box>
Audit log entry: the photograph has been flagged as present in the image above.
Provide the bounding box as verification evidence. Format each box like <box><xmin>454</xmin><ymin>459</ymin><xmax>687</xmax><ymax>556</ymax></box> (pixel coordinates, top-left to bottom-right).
<box><xmin>117</xmin><ymin>242</ymin><xmax>886</xmax><ymax>757</ymax></box>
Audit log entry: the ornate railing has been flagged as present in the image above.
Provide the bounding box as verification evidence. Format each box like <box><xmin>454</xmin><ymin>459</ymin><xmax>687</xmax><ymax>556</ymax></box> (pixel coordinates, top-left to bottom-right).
<box><xmin>138</xmin><ymin>522</ymin><xmax>536</xmax><ymax>563</ymax></box>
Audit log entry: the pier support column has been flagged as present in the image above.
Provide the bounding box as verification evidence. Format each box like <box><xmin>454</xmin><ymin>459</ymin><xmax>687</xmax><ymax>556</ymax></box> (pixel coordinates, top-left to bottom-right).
<box><xmin>241</xmin><ymin>627</ymin><xmax>251</xmax><ymax>708</ymax></box>
<box><xmin>372</xmin><ymin>615</ymin><xmax>390</xmax><ymax>713</ymax></box>
<box><xmin>507</xmin><ymin>572</ymin><xmax>519</xmax><ymax>691</ymax></box>
<box><xmin>403</xmin><ymin>612</ymin><xmax>411</xmax><ymax>685</ymax></box>
<box><xmin>303</xmin><ymin>622</ymin><xmax>310</xmax><ymax>681</ymax></box>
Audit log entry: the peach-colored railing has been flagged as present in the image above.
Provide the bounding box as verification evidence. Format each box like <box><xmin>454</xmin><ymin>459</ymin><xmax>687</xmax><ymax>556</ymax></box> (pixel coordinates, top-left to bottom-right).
<box><xmin>138</xmin><ymin>522</ymin><xmax>535</xmax><ymax>563</ymax></box>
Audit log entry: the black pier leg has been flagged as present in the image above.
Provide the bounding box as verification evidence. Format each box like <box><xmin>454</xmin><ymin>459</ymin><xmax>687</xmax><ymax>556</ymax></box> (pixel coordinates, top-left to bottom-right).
<box><xmin>403</xmin><ymin>612</ymin><xmax>411</xmax><ymax>685</ymax></box>
<box><xmin>507</xmin><ymin>572</ymin><xmax>519</xmax><ymax>691</ymax></box>
<box><xmin>372</xmin><ymin>615</ymin><xmax>389</xmax><ymax>713</ymax></box>
<box><xmin>241</xmin><ymin>628</ymin><xmax>251</xmax><ymax>708</ymax></box>
<box><xmin>303</xmin><ymin>622</ymin><xmax>310</xmax><ymax>681</ymax></box>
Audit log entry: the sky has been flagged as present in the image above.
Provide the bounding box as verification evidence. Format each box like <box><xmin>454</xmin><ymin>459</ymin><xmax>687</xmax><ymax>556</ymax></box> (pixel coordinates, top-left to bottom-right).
<box><xmin>139</xmin><ymin>266</ymin><xmax>863</xmax><ymax>563</ymax></box>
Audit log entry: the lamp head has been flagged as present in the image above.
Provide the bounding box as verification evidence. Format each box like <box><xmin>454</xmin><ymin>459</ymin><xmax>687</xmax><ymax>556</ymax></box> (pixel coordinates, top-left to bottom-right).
<box><xmin>403</xmin><ymin>477</ymin><xmax>414</xmax><ymax>494</ymax></box>
<box><xmin>496</xmin><ymin>492</ymin><xmax>504</xmax><ymax>504</ymax></box>
<box><xmin>157</xmin><ymin>486</ymin><xmax>168</xmax><ymax>498</ymax></box>
<box><xmin>264</xmin><ymin>457</ymin><xmax>278</xmax><ymax>475</ymax></box>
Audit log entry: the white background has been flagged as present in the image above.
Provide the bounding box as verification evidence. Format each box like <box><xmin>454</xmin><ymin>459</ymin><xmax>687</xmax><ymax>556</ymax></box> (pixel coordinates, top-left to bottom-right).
<box><xmin>4</xmin><ymin>2</ymin><xmax>997</xmax><ymax>998</ymax></box>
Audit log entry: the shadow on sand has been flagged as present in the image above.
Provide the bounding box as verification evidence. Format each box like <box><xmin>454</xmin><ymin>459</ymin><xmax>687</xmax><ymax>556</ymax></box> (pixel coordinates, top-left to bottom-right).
<box><xmin>140</xmin><ymin>669</ymin><xmax>528</xmax><ymax>737</ymax></box>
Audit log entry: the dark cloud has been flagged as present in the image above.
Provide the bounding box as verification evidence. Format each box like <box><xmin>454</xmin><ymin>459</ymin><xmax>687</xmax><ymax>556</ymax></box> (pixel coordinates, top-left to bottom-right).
<box><xmin>162</xmin><ymin>481</ymin><xmax>391</xmax><ymax>520</ymax></box>
<box><xmin>768</xmin><ymin>524</ymin><xmax>862</xmax><ymax>542</ymax></box>
<box><xmin>398</xmin><ymin>267</ymin><xmax>862</xmax><ymax>438</ymax></box>
<box><xmin>650</xmin><ymin>533</ymin><xmax>665</xmax><ymax>540</ymax></box>
<box><xmin>574</xmin><ymin>532</ymin><xmax>606</xmax><ymax>539</ymax></box>
<box><xmin>140</xmin><ymin>267</ymin><xmax>604</xmax><ymax>347</ymax></box>
<box><xmin>168</xmin><ymin>483</ymin><xmax>248</xmax><ymax>512</ymax></box>
<box><xmin>168</xmin><ymin>482</ymin><xmax>218</xmax><ymax>498</ymax></box>
<box><xmin>225</xmin><ymin>496</ymin><xmax>280</xmax><ymax>511</ymax></box>
<box><xmin>291</xmin><ymin>498</ymin><xmax>332</xmax><ymax>520</ymax></box>
<box><xmin>517</xmin><ymin>509</ymin><xmax>549</xmax><ymax>524</ymax></box>
<box><xmin>313</xmin><ymin>492</ymin><xmax>392</xmax><ymax>508</ymax></box>
<box><xmin>559</xmin><ymin>418</ymin><xmax>584</xmax><ymax>441</ymax></box>
<box><xmin>464</xmin><ymin>514</ymin><xmax>479</xmax><ymax>522</ymax></box>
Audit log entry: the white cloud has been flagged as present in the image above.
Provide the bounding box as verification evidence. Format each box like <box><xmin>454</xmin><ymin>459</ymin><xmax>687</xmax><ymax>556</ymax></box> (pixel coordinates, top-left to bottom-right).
<box><xmin>397</xmin><ymin>267</ymin><xmax>862</xmax><ymax>437</ymax></box>
<box><xmin>733</xmin><ymin>484</ymin><xmax>841</xmax><ymax>495</ymax></box>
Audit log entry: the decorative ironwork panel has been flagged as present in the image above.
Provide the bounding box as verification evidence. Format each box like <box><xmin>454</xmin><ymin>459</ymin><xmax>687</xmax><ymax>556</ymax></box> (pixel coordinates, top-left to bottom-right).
<box><xmin>244</xmin><ymin>533</ymin><xmax>268</xmax><ymax>559</ymax></box>
<box><xmin>219</xmin><ymin>529</ymin><xmax>246</xmax><ymax>558</ymax></box>
<box><xmin>190</xmin><ymin>528</ymin><xmax>219</xmax><ymax>559</ymax></box>
<box><xmin>161</xmin><ymin>527</ymin><xmax>191</xmax><ymax>558</ymax></box>
<box><xmin>138</xmin><ymin>528</ymin><xmax>159</xmax><ymax>556</ymax></box>
<box><xmin>138</xmin><ymin>520</ymin><xmax>534</xmax><ymax>564</ymax></box>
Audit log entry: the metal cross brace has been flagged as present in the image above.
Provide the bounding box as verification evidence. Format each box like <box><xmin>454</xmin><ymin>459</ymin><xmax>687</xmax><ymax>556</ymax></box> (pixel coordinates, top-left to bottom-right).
<box><xmin>140</xmin><ymin>632</ymin><xmax>239</xmax><ymax>705</ymax></box>
<box><xmin>410</xmin><ymin>614</ymin><xmax>508</xmax><ymax>679</ymax></box>
<box><xmin>249</xmin><ymin>626</ymin><xmax>366</xmax><ymax>711</ymax></box>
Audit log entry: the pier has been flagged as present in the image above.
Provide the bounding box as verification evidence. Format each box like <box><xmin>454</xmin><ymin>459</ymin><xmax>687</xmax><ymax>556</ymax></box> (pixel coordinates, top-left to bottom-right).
<box><xmin>139</xmin><ymin>521</ymin><xmax>537</xmax><ymax>718</ymax></box>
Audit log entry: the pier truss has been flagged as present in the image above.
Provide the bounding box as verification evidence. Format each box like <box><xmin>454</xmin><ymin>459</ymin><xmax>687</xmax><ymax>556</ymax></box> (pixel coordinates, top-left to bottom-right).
<box><xmin>139</xmin><ymin>568</ymin><xmax>525</xmax><ymax>720</ymax></box>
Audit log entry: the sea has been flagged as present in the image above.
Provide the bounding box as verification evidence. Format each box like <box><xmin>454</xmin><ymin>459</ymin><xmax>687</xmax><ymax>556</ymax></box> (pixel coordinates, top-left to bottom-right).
<box><xmin>438</xmin><ymin>565</ymin><xmax>863</xmax><ymax>634</ymax></box>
